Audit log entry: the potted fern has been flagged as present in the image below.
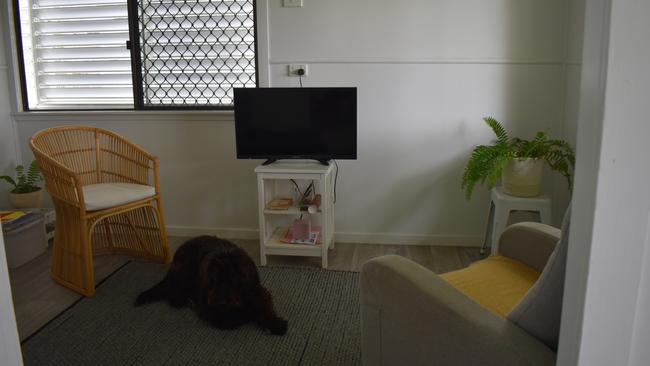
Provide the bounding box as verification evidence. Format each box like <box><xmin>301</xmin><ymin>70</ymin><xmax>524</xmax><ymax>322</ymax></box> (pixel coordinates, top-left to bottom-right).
<box><xmin>462</xmin><ymin>117</ymin><xmax>575</xmax><ymax>199</ymax></box>
<box><xmin>1</xmin><ymin>161</ymin><xmax>44</xmax><ymax>208</ymax></box>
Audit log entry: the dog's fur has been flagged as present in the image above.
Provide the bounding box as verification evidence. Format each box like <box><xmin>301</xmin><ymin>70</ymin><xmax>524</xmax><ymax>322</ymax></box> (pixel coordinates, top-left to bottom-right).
<box><xmin>135</xmin><ymin>236</ymin><xmax>288</xmax><ymax>335</ymax></box>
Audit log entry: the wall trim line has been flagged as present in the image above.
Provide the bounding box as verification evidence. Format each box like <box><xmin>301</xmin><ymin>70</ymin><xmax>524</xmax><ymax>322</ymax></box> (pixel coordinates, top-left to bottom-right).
<box><xmin>270</xmin><ymin>57</ymin><xmax>581</xmax><ymax>66</ymax></box>
<box><xmin>166</xmin><ymin>225</ymin><xmax>483</xmax><ymax>247</ymax></box>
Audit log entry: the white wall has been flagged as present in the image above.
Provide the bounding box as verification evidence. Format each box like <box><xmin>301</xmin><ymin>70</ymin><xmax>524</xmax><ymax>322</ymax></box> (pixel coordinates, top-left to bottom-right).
<box><xmin>558</xmin><ymin>0</ymin><xmax>650</xmax><ymax>364</ymax></box>
<box><xmin>10</xmin><ymin>0</ymin><xmax>575</xmax><ymax>245</ymax></box>
<box><xmin>0</xmin><ymin>223</ymin><xmax>23</xmax><ymax>366</ymax></box>
<box><xmin>552</xmin><ymin>0</ymin><xmax>585</xmax><ymax>223</ymax></box>
<box><xmin>0</xmin><ymin>5</ymin><xmax>19</xmax><ymax>208</ymax></box>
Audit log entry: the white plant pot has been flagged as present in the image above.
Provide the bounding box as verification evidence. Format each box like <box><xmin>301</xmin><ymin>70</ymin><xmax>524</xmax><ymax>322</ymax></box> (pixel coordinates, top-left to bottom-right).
<box><xmin>8</xmin><ymin>189</ymin><xmax>43</xmax><ymax>209</ymax></box>
<box><xmin>501</xmin><ymin>158</ymin><xmax>544</xmax><ymax>197</ymax></box>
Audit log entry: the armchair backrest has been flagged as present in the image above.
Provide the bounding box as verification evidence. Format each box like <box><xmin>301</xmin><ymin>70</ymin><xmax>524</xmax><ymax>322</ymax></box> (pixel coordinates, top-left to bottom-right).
<box><xmin>31</xmin><ymin>126</ymin><xmax>101</xmax><ymax>186</ymax></box>
<box><xmin>30</xmin><ymin>126</ymin><xmax>152</xmax><ymax>188</ymax></box>
<box><xmin>507</xmin><ymin>206</ymin><xmax>572</xmax><ymax>350</ymax></box>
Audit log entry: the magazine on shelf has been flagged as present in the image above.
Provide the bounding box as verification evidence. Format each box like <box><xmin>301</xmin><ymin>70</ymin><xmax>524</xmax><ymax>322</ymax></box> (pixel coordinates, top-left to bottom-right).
<box><xmin>0</xmin><ymin>210</ymin><xmax>37</xmax><ymax>232</ymax></box>
<box><xmin>281</xmin><ymin>225</ymin><xmax>322</xmax><ymax>245</ymax></box>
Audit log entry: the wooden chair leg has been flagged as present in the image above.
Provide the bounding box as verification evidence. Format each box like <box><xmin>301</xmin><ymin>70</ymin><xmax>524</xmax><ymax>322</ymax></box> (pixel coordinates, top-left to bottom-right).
<box><xmin>82</xmin><ymin>222</ymin><xmax>96</xmax><ymax>296</ymax></box>
<box><xmin>155</xmin><ymin>199</ymin><xmax>171</xmax><ymax>263</ymax></box>
<box><xmin>50</xmin><ymin>204</ymin><xmax>96</xmax><ymax>296</ymax></box>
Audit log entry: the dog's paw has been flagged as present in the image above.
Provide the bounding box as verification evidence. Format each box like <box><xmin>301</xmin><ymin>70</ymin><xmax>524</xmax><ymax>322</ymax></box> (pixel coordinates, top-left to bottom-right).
<box><xmin>268</xmin><ymin>317</ymin><xmax>288</xmax><ymax>335</ymax></box>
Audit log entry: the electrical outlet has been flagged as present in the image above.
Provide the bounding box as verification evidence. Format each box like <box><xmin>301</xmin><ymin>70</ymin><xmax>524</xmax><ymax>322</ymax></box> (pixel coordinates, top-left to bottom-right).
<box><xmin>288</xmin><ymin>64</ymin><xmax>308</xmax><ymax>77</ymax></box>
<box><xmin>283</xmin><ymin>0</ymin><xmax>303</xmax><ymax>7</ymax></box>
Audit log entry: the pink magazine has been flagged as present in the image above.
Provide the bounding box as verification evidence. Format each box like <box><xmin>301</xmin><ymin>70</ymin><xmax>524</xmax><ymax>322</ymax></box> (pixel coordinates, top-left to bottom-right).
<box><xmin>281</xmin><ymin>225</ymin><xmax>322</xmax><ymax>245</ymax></box>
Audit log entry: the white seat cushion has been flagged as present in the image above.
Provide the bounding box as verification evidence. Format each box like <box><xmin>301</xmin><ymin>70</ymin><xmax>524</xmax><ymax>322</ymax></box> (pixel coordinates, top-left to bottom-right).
<box><xmin>82</xmin><ymin>183</ymin><xmax>156</xmax><ymax>211</ymax></box>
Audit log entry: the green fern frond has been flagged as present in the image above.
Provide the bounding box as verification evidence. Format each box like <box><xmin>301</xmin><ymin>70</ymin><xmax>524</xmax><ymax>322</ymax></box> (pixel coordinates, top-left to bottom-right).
<box><xmin>483</xmin><ymin>117</ymin><xmax>509</xmax><ymax>145</ymax></box>
<box><xmin>462</xmin><ymin>117</ymin><xmax>576</xmax><ymax>200</ymax></box>
<box><xmin>0</xmin><ymin>175</ymin><xmax>17</xmax><ymax>188</ymax></box>
<box><xmin>1</xmin><ymin>160</ymin><xmax>43</xmax><ymax>193</ymax></box>
<box><xmin>462</xmin><ymin>144</ymin><xmax>513</xmax><ymax>200</ymax></box>
<box><xmin>26</xmin><ymin>160</ymin><xmax>42</xmax><ymax>186</ymax></box>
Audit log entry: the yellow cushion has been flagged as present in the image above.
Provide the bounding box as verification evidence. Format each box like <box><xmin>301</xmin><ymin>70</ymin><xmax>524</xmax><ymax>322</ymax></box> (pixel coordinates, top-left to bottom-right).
<box><xmin>440</xmin><ymin>255</ymin><xmax>540</xmax><ymax>317</ymax></box>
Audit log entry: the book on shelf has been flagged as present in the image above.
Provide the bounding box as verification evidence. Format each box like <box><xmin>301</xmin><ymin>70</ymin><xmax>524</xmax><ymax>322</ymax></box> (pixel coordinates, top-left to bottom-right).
<box><xmin>280</xmin><ymin>225</ymin><xmax>322</xmax><ymax>245</ymax></box>
<box><xmin>0</xmin><ymin>211</ymin><xmax>27</xmax><ymax>223</ymax></box>
<box><xmin>0</xmin><ymin>210</ymin><xmax>38</xmax><ymax>232</ymax></box>
<box><xmin>266</xmin><ymin>198</ymin><xmax>294</xmax><ymax>210</ymax></box>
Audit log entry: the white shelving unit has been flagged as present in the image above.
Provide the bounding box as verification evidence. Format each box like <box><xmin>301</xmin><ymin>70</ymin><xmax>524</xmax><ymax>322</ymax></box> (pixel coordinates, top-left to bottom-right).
<box><xmin>255</xmin><ymin>161</ymin><xmax>335</xmax><ymax>268</ymax></box>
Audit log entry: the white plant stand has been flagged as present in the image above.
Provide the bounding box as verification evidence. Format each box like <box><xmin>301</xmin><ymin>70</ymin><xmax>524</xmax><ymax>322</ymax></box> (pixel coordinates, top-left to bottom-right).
<box><xmin>482</xmin><ymin>187</ymin><xmax>552</xmax><ymax>255</ymax></box>
<box><xmin>255</xmin><ymin>162</ymin><xmax>335</xmax><ymax>268</ymax></box>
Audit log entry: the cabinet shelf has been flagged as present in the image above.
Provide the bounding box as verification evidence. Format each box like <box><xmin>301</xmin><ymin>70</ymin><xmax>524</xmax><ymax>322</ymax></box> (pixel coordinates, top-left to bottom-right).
<box><xmin>263</xmin><ymin>227</ymin><xmax>321</xmax><ymax>257</ymax></box>
<box><xmin>256</xmin><ymin>162</ymin><xmax>335</xmax><ymax>268</ymax></box>
<box><xmin>263</xmin><ymin>206</ymin><xmax>322</xmax><ymax>215</ymax></box>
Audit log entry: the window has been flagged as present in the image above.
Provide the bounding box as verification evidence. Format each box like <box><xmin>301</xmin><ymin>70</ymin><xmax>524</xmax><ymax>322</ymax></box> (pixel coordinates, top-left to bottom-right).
<box><xmin>15</xmin><ymin>0</ymin><xmax>258</xmax><ymax>110</ymax></box>
<box><xmin>132</xmin><ymin>0</ymin><xmax>257</xmax><ymax>107</ymax></box>
<box><xmin>17</xmin><ymin>0</ymin><xmax>133</xmax><ymax>109</ymax></box>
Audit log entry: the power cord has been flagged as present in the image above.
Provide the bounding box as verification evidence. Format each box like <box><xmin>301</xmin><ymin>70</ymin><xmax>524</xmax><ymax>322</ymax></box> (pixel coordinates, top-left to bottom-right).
<box><xmin>290</xmin><ymin>179</ymin><xmax>301</xmax><ymax>201</ymax></box>
<box><xmin>333</xmin><ymin>159</ymin><xmax>339</xmax><ymax>204</ymax></box>
<box><xmin>297</xmin><ymin>68</ymin><xmax>305</xmax><ymax>87</ymax></box>
<box><xmin>290</xmin><ymin>179</ymin><xmax>315</xmax><ymax>205</ymax></box>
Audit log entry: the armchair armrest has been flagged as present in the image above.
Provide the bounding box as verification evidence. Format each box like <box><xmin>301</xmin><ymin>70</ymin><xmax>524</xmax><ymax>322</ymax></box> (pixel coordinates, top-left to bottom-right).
<box><xmin>498</xmin><ymin>222</ymin><xmax>561</xmax><ymax>272</ymax></box>
<box><xmin>360</xmin><ymin>255</ymin><xmax>555</xmax><ymax>366</ymax></box>
<box><xmin>32</xmin><ymin>150</ymin><xmax>84</xmax><ymax>208</ymax></box>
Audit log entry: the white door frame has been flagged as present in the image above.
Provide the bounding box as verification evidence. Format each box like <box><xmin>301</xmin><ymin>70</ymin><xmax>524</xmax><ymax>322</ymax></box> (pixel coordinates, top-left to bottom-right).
<box><xmin>0</xmin><ymin>224</ymin><xmax>23</xmax><ymax>365</ymax></box>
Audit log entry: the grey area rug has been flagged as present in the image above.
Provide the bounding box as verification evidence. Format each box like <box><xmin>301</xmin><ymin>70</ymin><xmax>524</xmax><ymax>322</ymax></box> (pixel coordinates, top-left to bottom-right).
<box><xmin>22</xmin><ymin>262</ymin><xmax>361</xmax><ymax>366</ymax></box>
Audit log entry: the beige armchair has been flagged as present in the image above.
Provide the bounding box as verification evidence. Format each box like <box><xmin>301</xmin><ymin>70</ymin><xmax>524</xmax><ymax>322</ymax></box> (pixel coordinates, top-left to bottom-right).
<box><xmin>360</xmin><ymin>220</ymin><xmax>566</xmax><ymax>366</ymax></box>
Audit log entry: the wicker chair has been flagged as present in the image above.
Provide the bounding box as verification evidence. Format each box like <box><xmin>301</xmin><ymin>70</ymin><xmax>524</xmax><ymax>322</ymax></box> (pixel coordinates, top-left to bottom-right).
<box><xmin>30</xmin><ymin>126</ymin><xmax>170</xmax><ymax>296</ymax></box>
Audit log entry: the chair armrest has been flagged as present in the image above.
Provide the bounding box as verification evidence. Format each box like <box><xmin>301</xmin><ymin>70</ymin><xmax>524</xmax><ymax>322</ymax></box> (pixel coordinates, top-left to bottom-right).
<box><xmin>32</xmin><ymin>151</ymin><xmax>84</xmax><ymax>208</ymax></box>
<box><xmin>360</xmin><ymin>255</ymin><xmax>556</xmax><ymax>366</ymax></box>
<box><xmin>498</xmin><ymin>222</ymin><xmax>561</xmax><ymax>272</ymax></box>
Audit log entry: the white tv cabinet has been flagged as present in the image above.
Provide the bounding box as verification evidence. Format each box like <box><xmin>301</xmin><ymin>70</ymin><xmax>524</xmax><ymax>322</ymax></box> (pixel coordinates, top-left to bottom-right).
<box><xmin>255</xmin><ymin>161</ymin><xmax>335</xmax><ymax>268</ymax></box>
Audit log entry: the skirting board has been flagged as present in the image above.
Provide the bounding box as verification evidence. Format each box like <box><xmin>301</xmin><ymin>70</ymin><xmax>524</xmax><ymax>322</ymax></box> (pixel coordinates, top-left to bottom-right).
<box><xmin>166</xmin><ymin>226</ymin><xmax>483</xmax><ymax>247</ymax></box>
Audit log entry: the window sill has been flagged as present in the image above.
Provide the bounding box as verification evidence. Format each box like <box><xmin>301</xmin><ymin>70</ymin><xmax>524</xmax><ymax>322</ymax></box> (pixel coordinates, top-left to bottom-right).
<box><xmin>12</xmin><ymin>109</ymin><xmax>235</xmax><ymax>123</ymax></box>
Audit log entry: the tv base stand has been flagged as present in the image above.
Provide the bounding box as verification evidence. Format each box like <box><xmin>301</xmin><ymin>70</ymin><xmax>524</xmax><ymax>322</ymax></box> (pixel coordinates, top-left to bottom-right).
<box><xmin>262</xmin><ymin>159</ymin><xmax>330</xmax><ymax>166</ymax></box>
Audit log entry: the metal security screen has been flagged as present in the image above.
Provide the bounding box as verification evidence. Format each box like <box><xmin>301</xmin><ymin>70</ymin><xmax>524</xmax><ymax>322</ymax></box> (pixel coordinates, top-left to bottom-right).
<box><xmin>130</xmin><ymin>0</ymin><xmax>257</xmax><ymax>108</ymax></box>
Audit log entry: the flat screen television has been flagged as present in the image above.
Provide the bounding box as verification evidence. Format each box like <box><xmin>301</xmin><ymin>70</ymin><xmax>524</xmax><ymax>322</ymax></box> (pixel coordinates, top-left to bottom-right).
<box><xmin>234</xmin><ymin>87</ymin><xmax>357</xmax><ymax>164</ymax></box>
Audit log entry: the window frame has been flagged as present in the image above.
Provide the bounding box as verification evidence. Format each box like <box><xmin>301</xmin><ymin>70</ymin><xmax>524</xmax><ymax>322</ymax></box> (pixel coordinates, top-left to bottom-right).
<box><xmin>12</xmin><ymin>0</ymin><xmax>31</xmax><ymax>113</ymax></box>
<box><xmin>11</xmin><ymin>0</ymin><xmax>262</xmax><ymax>112</ymax></box>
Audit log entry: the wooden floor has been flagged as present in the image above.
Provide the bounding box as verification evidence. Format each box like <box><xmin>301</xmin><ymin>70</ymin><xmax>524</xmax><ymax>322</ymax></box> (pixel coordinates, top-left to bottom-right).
<box><xmin>9</xmin><ymin>237</ymin><xmax>481</xmax><ymax>341</ymax></box>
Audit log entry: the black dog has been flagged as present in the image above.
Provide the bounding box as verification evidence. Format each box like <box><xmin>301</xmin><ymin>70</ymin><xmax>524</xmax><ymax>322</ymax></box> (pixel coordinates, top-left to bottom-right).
<box><xmin>135</xmin><ymin>236</ymin><xmax>288</xmax><ymax>335</ymax></box>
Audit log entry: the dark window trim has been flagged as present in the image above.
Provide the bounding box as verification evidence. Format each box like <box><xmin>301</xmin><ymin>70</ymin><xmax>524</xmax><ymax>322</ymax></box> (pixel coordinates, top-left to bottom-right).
<box><xmin>127</xmin><ymin>0</ymin><xmax>144</xmax><ymax>110</ymax></box>
<box><xmin>12</xmin><ymin>0</ymin><xmax>260</xmax><ymax>112</ymax></box>
<box><xmin>11</xmin><ymin>0</ymin><xmax>29</xmax><ymax>112</ymax></box>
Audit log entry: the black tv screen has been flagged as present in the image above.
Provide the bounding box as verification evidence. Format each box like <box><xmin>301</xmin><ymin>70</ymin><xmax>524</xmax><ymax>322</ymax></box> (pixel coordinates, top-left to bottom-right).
<box><xmin>234</xmin><ymin>87</ymin><xmax>357</xmax><ymax>161</ymax></box>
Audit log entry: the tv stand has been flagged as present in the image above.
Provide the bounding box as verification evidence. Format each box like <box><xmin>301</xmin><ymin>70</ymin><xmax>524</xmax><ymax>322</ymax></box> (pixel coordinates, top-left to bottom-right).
<box><xmin>262</xmin><ymin>159</ymin><xmax>330</xmax><ymax>166</ymax></box>
<box><xmin>262</xmin><ymin>159</ymin><xmax>277</xmax><ymax>166</ymax></box>
<box><xmin>255</xmin><ymin>162</ymin><xmax>335</xmax><ymax>268</ymax></box>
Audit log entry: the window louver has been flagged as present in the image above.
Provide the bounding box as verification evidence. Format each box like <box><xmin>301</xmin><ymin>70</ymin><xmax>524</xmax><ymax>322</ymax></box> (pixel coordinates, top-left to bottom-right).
<box><xmin>19</xmin><ymin>0</ymin><xmax>133</xmax><ymax>109</ymax></box>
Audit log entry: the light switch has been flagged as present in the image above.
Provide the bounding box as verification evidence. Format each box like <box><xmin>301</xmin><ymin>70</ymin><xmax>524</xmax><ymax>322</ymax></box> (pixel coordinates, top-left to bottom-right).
<box><xmin>283</xmin><ymin>0</ymin><xmax>303</xmax><ymax>8</ymax></box>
